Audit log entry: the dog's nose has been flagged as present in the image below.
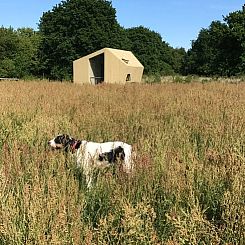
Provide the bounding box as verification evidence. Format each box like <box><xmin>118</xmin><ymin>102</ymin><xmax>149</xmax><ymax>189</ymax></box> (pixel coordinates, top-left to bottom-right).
<box><xmin>48</xmin><ymin>141</ymin><xmax>51</xmax><ymax>145</ymax></box>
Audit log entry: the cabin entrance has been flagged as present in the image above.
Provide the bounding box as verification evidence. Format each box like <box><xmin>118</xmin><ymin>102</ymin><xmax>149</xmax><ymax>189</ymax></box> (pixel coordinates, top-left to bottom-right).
<box><xmin>89</xmin><ymin>53</ymin><xmax>104</xmax><ymax>84</ymax></box>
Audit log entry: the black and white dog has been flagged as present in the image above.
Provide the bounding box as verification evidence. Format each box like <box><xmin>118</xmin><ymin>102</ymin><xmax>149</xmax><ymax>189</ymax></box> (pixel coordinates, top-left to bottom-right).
<box><xmin>48</xmin><ymin>134</ymin><xmax>133</xmax><ymax>187</ymax></box>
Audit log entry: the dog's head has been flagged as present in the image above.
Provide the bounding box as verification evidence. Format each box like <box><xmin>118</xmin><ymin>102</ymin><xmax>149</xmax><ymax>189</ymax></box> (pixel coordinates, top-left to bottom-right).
<box><xmin>48</xmin><ymin>134</ymin><xmax>81</xmax><ymax>152</ymax></box>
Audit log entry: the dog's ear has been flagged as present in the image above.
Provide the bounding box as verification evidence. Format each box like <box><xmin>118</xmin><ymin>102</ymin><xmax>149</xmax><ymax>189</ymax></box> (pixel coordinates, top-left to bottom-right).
<box><xmin>62</xmin><ymin>134</ymin><xmax>73</xmax><ymax>151</ymax></box>
<box><xmin>64</xmin><ymin>134</ymin><xmax>71</xmax><ymax>142</ymax></box>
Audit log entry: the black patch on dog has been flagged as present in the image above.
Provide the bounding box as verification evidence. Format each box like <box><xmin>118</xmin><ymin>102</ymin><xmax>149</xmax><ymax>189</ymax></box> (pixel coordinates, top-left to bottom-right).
<box><xmin>54</xmin><ymin>134</ymin><xmax>70</xmax><ymax>145</ymax></box>
<box><xmin>51</xmin><ymin>134</ymin><xmax>78</xmax><ymax>152</ymax></box>
<box><xmin>98</xmin><ymin>146</ymin><xmax>125</xmax><ymax>163</ymax></box>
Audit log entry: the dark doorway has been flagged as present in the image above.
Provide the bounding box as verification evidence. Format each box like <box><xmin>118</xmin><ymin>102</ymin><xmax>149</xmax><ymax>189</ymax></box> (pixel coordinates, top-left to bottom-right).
<box><xmin>89</xmin><ymin>53</ymin><xmax>104</xmax><ymax>84</ymax></box>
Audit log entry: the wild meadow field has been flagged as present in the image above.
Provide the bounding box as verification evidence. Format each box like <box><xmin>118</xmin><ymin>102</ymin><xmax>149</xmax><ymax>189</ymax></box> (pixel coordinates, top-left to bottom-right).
<box><xmin>0</xmin><ymin>80</ymin><xmax>244</xmax><ymax>244</ymax></box>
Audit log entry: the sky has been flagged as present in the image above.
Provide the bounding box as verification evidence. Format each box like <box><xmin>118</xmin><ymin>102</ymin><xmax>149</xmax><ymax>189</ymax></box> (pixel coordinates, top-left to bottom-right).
<box><xmin>0</xmin><ymin>0</ymin><xmax>244</xmax><ymax>50</ymax></box>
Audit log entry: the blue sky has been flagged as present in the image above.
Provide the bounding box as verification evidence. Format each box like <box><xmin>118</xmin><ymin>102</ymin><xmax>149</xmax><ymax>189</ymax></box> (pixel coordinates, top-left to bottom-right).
<box><xmin>0</xmin><ymin>0</ymin><xmax>244</xmax><ymax>50</ymax></box>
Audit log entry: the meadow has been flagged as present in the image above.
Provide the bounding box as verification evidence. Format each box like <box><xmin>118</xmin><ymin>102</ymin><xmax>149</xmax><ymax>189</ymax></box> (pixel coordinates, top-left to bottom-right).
<box><xmin>0</xmin><ymin>80</ymin><xmax>244</xmax><ymax>244</ymax></box>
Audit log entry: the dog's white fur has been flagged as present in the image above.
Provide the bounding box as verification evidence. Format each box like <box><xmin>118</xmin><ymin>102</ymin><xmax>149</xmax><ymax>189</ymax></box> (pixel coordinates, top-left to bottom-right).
<box><xmin>77</xmin><ymin>140</ymin><xmax>132</xmax><ymax>187</ymax></box>
<box><xmin>49</xmin><ymin>135</ymin><xmax>133</xmax><ymax>188</ymax></box>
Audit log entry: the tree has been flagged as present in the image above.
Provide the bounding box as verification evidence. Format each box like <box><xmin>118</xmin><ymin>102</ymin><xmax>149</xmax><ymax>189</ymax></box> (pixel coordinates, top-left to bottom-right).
<box><xmin>0</xmin><ymin>27</ymin><xmax>19</xmax><ymax>77</ymax></box>
<box><xmin>125</xmin><ymin>26</ymin><xmax>174</xmax><ymax>75</ymax></box>
<box><xmin>39</xmin><ymin>0</ymin><xmax>130</xmax><ymax>80</ymax></box>
<box><xmin>185</xmin><ymin>22</ymin><xmax>227</xmax><ymax>76</ymax></box>
<box><xmin>186</xmin><ymin>5</ymin><xmax>245</xmax><ymax>76</ymax></box>
<box><xmin>0</xmin><ymin>27</ymin><xmax>40</xmax><ymax>78</ymax></box>
<box><xmin>168</xmin><ymin>47</ymin><xmax>186</xmax><ymax>74</ymax></box>
<box><xmin>224</xmin><ymin>8</ymin><xmax>245</xmax><ymax>74</ymax></box>
<box><xmin>15</xmin><ymin>28</ymin><xmax>41</xmax><ymax>78</ymax></box>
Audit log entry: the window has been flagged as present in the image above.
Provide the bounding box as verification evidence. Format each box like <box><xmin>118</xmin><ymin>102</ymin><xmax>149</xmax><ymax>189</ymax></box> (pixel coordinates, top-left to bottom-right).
<box><xmin>126</xmin><ymin>74</ymin><xmax>131</xmax><ymax>81</ymax></box>
<box><xmin>122</xmin><ymin>58</ymin><xmax>129</xmax><ymax>64</ymax></box>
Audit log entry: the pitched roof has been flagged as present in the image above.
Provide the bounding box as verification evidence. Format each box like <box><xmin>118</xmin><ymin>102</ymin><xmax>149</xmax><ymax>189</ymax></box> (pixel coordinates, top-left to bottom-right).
<box><xmin>106</xmin><ymin>48</ymin><xmax>143</xmax><ymax>68</ymax></box>
<box><xmin>74</xmin><ymin>48</ymin><xmax>143</xmax><ymax>68</ymax></box>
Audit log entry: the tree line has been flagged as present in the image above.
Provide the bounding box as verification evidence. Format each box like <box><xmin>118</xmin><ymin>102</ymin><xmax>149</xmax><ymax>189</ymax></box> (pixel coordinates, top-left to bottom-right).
<box><xmin>0</xmin><ymin>0</ymin><xmax>244</xmax><ymax>80</ymax></box>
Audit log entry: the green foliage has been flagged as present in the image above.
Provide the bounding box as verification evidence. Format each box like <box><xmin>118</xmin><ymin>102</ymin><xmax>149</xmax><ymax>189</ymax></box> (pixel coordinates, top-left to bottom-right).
<box><xmin>0</xmin><ymin>58</ymin><xmax>16</xmax><ymax>77</ymax></box>
<box><xmin>0</xmin><ymin>27</ymin><xmax>19</xmax><ymax>60</ymax></box>
<box><xmin>170</xmin><ymin>47</ymin><xmax>186</xmax><ymax>74</ymax></box>
<box><xmin>224</xmin><ymin>9</ymin><xmax>245</xmax><ymax>74</ymax></box>
<box><xmin>15</xmin><ymin>28</ymin><xmax>41</xmax><ymax>78</ymax></box>
<box><xmin>186</xmin><ymin>6</ymin><xmax>245</xmax><ymax>76</ymax></box>
<box><xmin>0</xmin><ymin>27</ymin><xmax>40</xmax><ymax>78</ymax></box>
<box><xmin>0</xmin><ymin>27</ymin><xmax>18</xmax><ymax>77</ymax></box>
<box><xmin>38</xmin><ymin>0</ymin><xmax>130</xmax><ymax>80</ymax></box>
<box><xmin>173</xmin><ymin>75</ymin><xmax>193</xmax><ymax>83</ymax></box>
<box><xmin>125</xmin><ymin>26</ymin><xmax>175</xmax><ymax>75</ymax></box>
<box><xmin>144</xmin><ymin>73</ymin><xmax>162</xmax><ymax>84</ymax></box>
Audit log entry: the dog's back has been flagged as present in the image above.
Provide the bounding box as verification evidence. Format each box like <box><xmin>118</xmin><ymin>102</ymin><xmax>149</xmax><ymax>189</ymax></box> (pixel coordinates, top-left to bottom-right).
<box><xmin>76</xmin><ymin>140</ymin><xmax>133</xmax><ymax>172</ymax></box>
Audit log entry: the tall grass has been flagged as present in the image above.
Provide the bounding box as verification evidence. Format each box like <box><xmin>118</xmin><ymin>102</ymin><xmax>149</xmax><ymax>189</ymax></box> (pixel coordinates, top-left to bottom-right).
<box><xmin>0</xmin><ymin>81</ymin><xmax>244</xmax><ymax>244</ymax></box>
